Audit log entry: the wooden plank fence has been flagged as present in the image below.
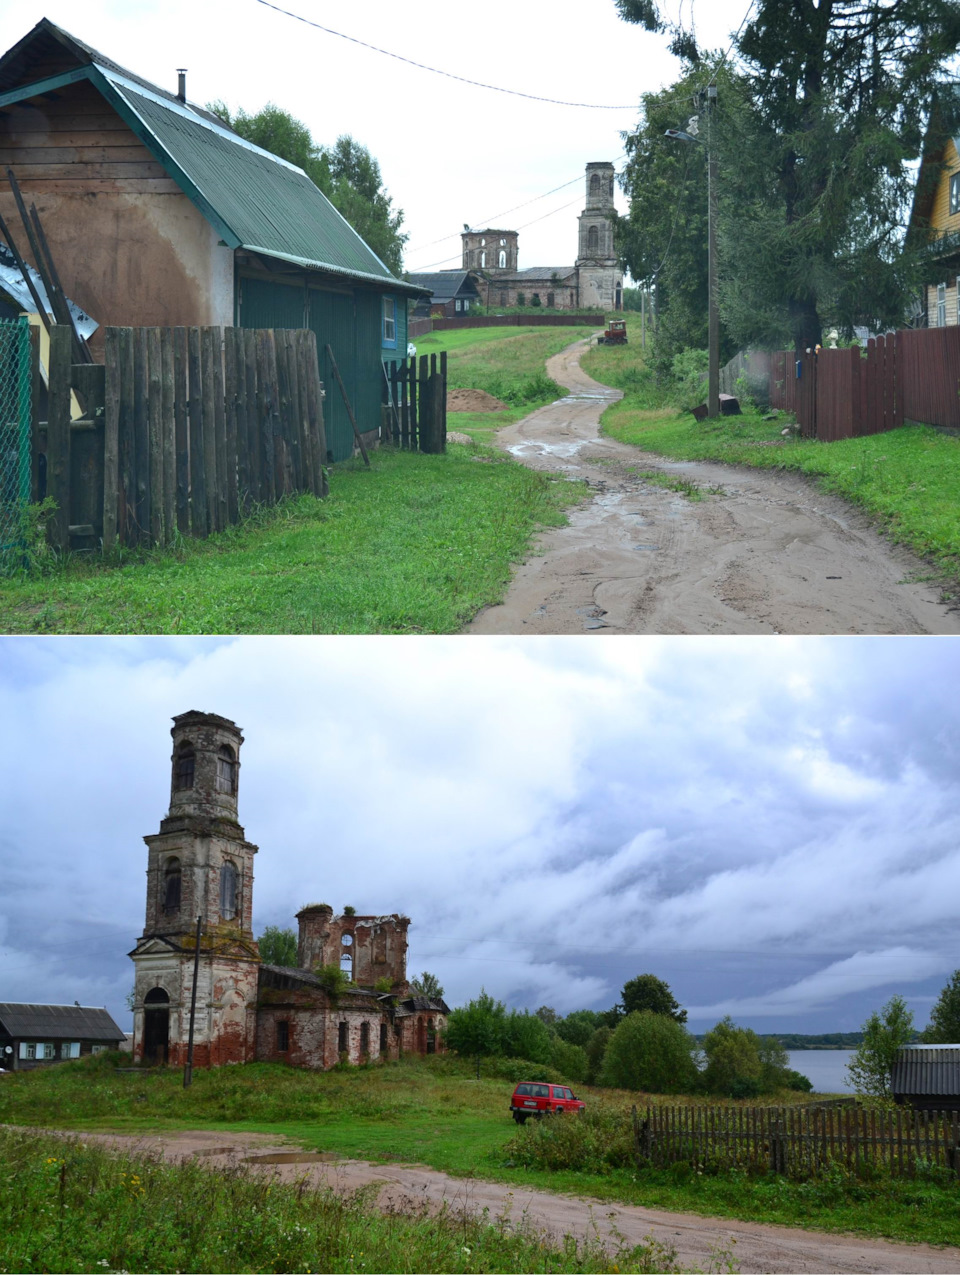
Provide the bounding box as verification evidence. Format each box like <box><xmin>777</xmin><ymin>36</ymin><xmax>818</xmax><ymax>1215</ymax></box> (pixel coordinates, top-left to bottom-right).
<box><xmin>635</xmin><ymin>1104</ymin><xmax>960</xmax><ymax>1179</ymax></box>
<box><xmin>384</xmin><ymin>351</ymin><xmax>447</xmax><ymax>454</ymax></box>
<box><xmin>42</xmin><ymin>324</ymin><xmax>328</xmax><ymax>551</ymax></box>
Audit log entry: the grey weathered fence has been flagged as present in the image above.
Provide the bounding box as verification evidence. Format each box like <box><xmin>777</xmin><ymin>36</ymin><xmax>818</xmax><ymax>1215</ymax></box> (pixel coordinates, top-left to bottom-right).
<box><xmin>43</xmin><ymin>323</ymin><xmax>328</xmax><ymax>551</ymax></box>
<box><xmin>384</xmin><ymin>351</ymin><xmax>447</xmax><ymax>453</ymax></box>
<box><xmin>635</xmin><ymin>1103</ymin><xmax>960</xmax><ymax>1178</ymax></box>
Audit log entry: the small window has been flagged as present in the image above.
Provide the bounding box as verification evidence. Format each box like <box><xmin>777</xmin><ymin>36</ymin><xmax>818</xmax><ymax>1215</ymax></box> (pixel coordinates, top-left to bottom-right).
<box><xmin>463</xmin><ymin>299</ymin><xmax>470</xmax><ymax>311</ymax></box>
<box><xmin>480</xmin><ymin>237</ymin><xmax>486</xmax><ymax>246</ymax></box>
<box><xmin>360</xmin><ymin>1022</ymin><xmax>370</xmax><ymax>1055</ymax></box>
<box><xmin>163</xmin><ymin>858</ymin><xmax>181</xmax><ymax>915</ymax></box>
<box><xmin>174</xmin><ymin>744</ymin><xmax>195</xmax><ymax>790</ymax></box>
<box><xmin>480</xmin><ymin>251</ymin><xmax>486</xmax><ymax>268</ymax></box>
<box><xmin>455</xmin><ymin>299</ymin><xmax>461</xmax><ymax>312</ymax></box>
<box><xmin>379</xmin><ymin>1022</ymin><xmax>387</xmax><ymax>1054</ymax></box>
<box><xmin>19</xmin><ymin>1042</ymin><xmax>36</xmax><ymax>1060</ymax></box>
<box><xmin>588</xmin><ymin>225</ymin><xmax>599</xmax><ymax>253</ymax></box>
<box><xmin>338</xmin><ymin>1021</ymin><xmax>348</xmax><ymax>1054</ymax></box>
<box><xmin>62</xmin><ymin>1042</ymin><xmax>81</xmax><ymax>1059</ymax></box>
<box><xmin>590</xmin><ymin>173</ymin><xmax>601</xmax><ymax>196</ymax></box>
<box><xmin>277</xmin><ymin>1020</ymin><xmax>289</xmax><ymax>1052</ymax></box>
<box><xmin>951</xmin><ymin>173</ymin><xmax>960</xmax><ymax>216</ymax></box>
<box><xmin>382</xmin><ymin>297</ymin><xmax>397</xmax><ymax>348</ymax></box>
<box><xmin>220</xmin><ymin>860</ymin><xmax>238</xmax><ymax>920</ymax></box>
<box><xmin>547</xmin><ymin>292</ymin><xmax>555</xmax><ymax>308</ymax></box>
<box><xmin>498</xmin><ymin>250</ymin><xmax>506</xmax><ymax>268</ymax></box>
<box><xmin>91</xmin><ymin>1045</ymin><xmax>108</xmax><ymax>1056</ymax></box>
<box><xmin>517</xmin><ymin>293</ymin><xmax>525</xmax><ymax>306</ymax></box>
<box><xmin>216</xmin><ymin>745</ymin><xmax>236</xmax><ymax>795</ymax></box>
<box><xmin>937</xmin><ymin>282</ymin><xmax>947</xmax><ymax>327</ymax></box>
<box><xmin>41</xmin><ymin>1042</ymin><xmax>55</xmax><ymax>1060</ymax></box>
<box><xmin>499</xmin><ymin>238</ymin><xmax>505</xmax><ymax>246</ymax></box>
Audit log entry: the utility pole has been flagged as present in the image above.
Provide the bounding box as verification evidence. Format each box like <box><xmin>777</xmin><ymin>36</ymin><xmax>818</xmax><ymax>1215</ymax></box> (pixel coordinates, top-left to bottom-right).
<box><xmin>183</xmin><ymin>914</ymin><xmax>202</xmax><ymax>1089</ymax></box>
<box><xmin>706</xmin><ymin>84</ymin><xmax>720</xmax><ymax>419</ymax></box>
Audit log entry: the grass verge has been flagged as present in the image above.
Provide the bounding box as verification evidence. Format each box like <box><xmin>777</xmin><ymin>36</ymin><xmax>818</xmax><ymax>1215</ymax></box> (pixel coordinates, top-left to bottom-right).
<box><xmin>2</xmin><ymin>1055</ymin><xmax>958</xmax><ymax>1251</ymax></box>
<box><xmin>582</xmin><ymin>330</ymin><xmax>960</xmax><ymax>587</ymax></box>
<box><xmin>0</xmin><ymin>1126</ymin><xmax>682</xmax><ymax>1274</ymax></box>
<box><xmin>0</xmin><ymin>445</ymin><xmax>583</xmax><ymax>634</ymax></box>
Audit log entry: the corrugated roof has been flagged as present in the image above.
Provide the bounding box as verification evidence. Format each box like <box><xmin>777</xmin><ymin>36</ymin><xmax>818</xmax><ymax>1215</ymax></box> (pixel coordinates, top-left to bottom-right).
<box><xmin>494</xmin><ymin>267</ymin><xmax>578</xmax><ymax>282</ymax></box>
<box><xmin>407</xmin><ymin>271</ymin><xmax>479</xmax><ymax>303</ymax></box>
<box><xmin>891</xmin><ymin>1045</ymin><xmax>960</xmax><ymax>1096</ymax></box>
<box><xmin>0</xmin><ymin>1002</ymin><xmax>125</xmax><ymax>1040</ymax></box>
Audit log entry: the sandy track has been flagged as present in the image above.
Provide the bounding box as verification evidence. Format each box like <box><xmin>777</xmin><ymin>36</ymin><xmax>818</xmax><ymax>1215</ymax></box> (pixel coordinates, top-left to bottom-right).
<box><xmin>54</xmin><ymin>1128</ymin><xmax>960</xmax><ymax>1274</ymax></box>
<box><xmin>467</xmin><ymin>339</ymin><xmax>960</xmax><ymax>635</ymax></box>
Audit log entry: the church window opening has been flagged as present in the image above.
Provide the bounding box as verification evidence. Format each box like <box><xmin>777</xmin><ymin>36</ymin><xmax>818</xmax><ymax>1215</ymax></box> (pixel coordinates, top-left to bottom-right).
<box><xmin>277</xmin><ymin>1020</ymin><xmax>289</xmax><ymax>1052</ymax></box>
<box><xmin>174</xmin><ymin>743</ymin><xmax>195</xmax><ymax>790</ymax></box>
<box><xmin>360</xmin><ymin>1021</ymin><xmax>370</xmax><ymax>1055</ymax></box>
<box><xmin>163</xmin><ymin>858</ymin><xmax>181</xmax><ymax>915</ymax></box>
<box><xmin>220</xmin><ymin>859</ymin><xmax>238</xmax><ymax>920</ymax></box>
<box><xmin>517</xmin><ymin>293</ymin><xmax>525</xmax><ymax>306</ymax></box>
<box><xmin>338</xmin><ymin>1021</ymin><xmax>348</xmax><ymax>1054</ymax></box>
<box><xmin>380</xmin><ymin>1022</ymin><xmax>388</xmax><ymax>1054</ymax></box>
<box><xmin>547</xmin><ymin>292</ymin><xmax>555</xmax><ymax>308</ymax></box>
<box><xmin>480</xmin><ymin>251</ymin><xmax>486</xmax><ymax>268</ymax></box>
<box><xmin>340</xmin><ymin>932</ymin><xmax>354</xmax><ymax>977</ymax></box>
<box><xmin>480</xmin><ymin>237</ymin><xmax>486</xmax><ymax>246</ymax></box>
<box><xmin>427</xmin><ymin>1018</ymin><xmax>436</xmax><ymax>1054</ymax></box>
<box><xmin>498</xmin><ymin>250</ymin><xmax>506</xmax><ymax>268</ymax></box>
<box><xmin>588</xmin><ymin>225</ymin><xmax>599</xmax><ymax>253</ymax></box>
<box><xmin>216</xmin><ymin>745</ymin><xmax>237</xmax><ymax>794</ymax></box>
<box><xmin>590</xmin><ymin>172</ymin><xmax>600</xmax><ymax>197</ymax></box>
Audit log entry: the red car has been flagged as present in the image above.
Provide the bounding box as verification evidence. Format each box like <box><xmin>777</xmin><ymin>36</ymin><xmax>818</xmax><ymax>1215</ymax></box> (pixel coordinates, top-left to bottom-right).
<box><xmin>510</xmin><ymin>1081</ymin><xmax>585</xmax><ymax>1123</ymax></box>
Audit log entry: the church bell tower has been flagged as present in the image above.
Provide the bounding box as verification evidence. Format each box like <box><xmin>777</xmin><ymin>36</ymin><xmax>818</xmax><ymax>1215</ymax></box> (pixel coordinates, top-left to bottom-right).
<box><xmin>130</xmin><ymin>712</ymin><xmax>260</xmax><ymax>1068</ymax></box>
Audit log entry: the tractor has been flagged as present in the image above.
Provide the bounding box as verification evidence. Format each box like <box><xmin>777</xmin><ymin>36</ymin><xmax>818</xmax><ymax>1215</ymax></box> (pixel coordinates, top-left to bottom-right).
<box><xmin>597</xmin><ymin>318</ymin><xmax>627</xmax><ymax>345</ymax></box>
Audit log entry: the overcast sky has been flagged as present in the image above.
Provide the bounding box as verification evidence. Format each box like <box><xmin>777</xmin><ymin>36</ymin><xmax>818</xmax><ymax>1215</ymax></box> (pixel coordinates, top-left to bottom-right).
<box><xmin>1</xmin><ymin>635</ymin><xmax>958</xmax><ymax>1039</ymax></box>
<box><xmin>1</xmin><ymin>0</ymin><xmax>754</xmax><ymax>275</ymax></box>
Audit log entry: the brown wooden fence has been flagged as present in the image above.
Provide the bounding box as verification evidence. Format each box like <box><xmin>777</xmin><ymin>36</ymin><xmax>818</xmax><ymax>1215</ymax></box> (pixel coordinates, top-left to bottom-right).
<box><xmin>635</xmin><ymin>1103</ymin><xmax>960</xmax><ymax>1179</ymax></box>
<box><xmin>767</xmin><ymin>325</ymin><xmax>960</xmax><ymax>440</ymax></box>
<box><xmin>384</xmin><ymin>352</ymin><xmax>447</xmax><ymax>453</ymax></box>
<box><xmin>42</xmin><ymin>323</ymin><xmax>328</xmax><ymax>551</ymax></box>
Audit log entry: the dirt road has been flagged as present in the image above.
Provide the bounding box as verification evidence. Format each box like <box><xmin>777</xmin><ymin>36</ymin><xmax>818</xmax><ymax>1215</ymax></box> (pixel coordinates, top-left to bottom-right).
<box><xmin>468</xmin><ymin>339</ymin><xmax>960</xmax><ymax>635</ymax></box>
<box><xmin>71</xmin><ymin>1129</ymin><xmax>960</xmax><ymax>1274</ymax></box>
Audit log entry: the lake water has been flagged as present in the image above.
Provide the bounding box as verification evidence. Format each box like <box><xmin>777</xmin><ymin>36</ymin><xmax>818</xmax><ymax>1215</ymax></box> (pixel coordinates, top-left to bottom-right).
<box><xmin>788</xmin><ymin>1048</ymin><xmax>855</xmax><ymax>1094</ymax></box>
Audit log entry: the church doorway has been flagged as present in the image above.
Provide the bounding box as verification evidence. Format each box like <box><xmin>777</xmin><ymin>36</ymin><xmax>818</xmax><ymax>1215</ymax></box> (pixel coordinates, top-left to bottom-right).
<box><xmin>143</xmin><ymin>988</ymin><xmax>170</xmax><ymax>1064</ymax></box>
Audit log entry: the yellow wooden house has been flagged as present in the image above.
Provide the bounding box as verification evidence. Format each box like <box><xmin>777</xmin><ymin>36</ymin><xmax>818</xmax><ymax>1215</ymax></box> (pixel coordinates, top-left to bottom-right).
<box><xmin>909</xmin><ymin>92</ymin><xmax>960</xmax><ymax>326</ymax></box>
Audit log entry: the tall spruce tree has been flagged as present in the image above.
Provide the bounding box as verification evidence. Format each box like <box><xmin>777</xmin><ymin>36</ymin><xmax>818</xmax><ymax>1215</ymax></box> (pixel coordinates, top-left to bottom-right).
<box><xmin>615</xmin><ymin>0</ymin><xmax>960</xmax><ymax>350</ymax></box>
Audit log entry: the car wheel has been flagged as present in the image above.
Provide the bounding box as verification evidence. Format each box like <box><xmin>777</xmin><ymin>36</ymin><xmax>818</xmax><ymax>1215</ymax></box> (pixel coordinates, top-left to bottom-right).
<box><xmin>513</xmin><ymin>1112</ymin><xmax>527</xmax><ymax>1124</ymax></box>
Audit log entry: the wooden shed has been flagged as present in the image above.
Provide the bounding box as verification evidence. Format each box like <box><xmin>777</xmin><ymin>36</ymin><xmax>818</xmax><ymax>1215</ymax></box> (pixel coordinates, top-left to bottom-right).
<box><xmin>890</xmin><ymin>1044</ymin><xmax>960</xmax><ymax>1111</ymax></box>
<box><xmin>0</xmin><ymin>19</ymin><xmax>424</xmax><ymax>461</ymax></box>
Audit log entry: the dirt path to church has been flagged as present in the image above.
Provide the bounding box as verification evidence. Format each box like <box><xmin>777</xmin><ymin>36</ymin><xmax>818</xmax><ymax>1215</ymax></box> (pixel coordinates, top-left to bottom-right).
<box><xmin>466</xmin><ymin>338</ymin><xmax>960</xmax><ymax>635</ymax></box>
<box><xmin>66</xmin><ymin>1129</ymin><xmax>960</xmax><ymax>1274</ymax></box>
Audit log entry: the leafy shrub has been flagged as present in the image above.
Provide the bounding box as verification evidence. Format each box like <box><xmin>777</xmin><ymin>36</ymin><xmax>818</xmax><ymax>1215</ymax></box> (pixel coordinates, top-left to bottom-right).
<box><xmin>503</xmin><ymin>1105</ymin><xmax>635</xmax><ymax>1174</ymax></box>
<box><xmin>670</xmin><ymin>348</ymin><xmax>709</xmax><ymax>412</ymax></box>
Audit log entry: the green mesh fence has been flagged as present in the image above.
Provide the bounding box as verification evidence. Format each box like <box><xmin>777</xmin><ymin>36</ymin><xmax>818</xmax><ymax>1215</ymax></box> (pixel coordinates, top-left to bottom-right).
<box><xmin>0</xmin><ymin>317</ymin><xmax>32</xmax><ymax>559</ymax></box>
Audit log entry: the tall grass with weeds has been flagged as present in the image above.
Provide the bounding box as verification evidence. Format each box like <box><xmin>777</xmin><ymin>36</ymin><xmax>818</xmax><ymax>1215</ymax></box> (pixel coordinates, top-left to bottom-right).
<box><xmin>0</xmin><ymin>1127</ymin><xmax>685</xmax><ymax>1274</ymax></box>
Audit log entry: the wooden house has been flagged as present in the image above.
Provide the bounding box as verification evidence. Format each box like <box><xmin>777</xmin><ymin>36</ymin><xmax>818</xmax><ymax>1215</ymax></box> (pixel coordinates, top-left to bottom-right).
<box><xmin>0</xmin><ymin>19</ymin><xmax>424</xmax><ymax>460</ymax></box>
<box><xmin>908</xmin><ymin>87</ymin><xmax>960</xmax><ymax>329</ymax></box>
<box><xmin>890</xmin><ymin>1044</ymin><xmax>960</xmax><ymax>1111</ymax></box>
<box><xmin>0</xmin><ymin>1002</ymin><xmax>125</xmax><ymax>1070</ymax></box>
<box><xmin>408</xmin><ymin>271</ymin><xmax>482</xmax><ymax>318</ymax></box>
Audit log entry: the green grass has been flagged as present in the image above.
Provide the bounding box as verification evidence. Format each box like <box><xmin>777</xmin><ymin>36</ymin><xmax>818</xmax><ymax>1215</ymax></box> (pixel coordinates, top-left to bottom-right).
<box><xmin>0</xmin><ymin>1127</ymin><xmax>681</xmax><ymax>1275</ymax></box>
<box><xmin>0</xmin><ymin>446</ymin><xmax>583</xmax><ymax>634</ymax></box>
<box><xmin>3</xmin><ymin>1055</ymin><xmax>958</xmax><ymax>1252</ymax></box>
<box><xmin>582</xmin><ymin>329</ymin><xmax>960</xmax><ymax>585</ymax></box>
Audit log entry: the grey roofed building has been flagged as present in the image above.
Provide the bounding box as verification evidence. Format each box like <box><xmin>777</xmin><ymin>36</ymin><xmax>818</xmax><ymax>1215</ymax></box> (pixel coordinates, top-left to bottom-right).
<box><xmin>0</xmin><ymin>1001</ymin><xmax>126</xmax><ymax>1070</ymax></box>
<box><xmin>890</xmin><ymin>1044</ymin><xmax>960</xmax><ymax>1111</ymax></box>
<box><xmin>408</xmin><ymin>271</ymin><xmax>482</xmax><ymax>318</ymax></box>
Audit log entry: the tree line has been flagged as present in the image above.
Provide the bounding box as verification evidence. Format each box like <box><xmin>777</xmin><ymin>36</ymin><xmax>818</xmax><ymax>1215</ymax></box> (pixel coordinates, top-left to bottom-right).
<box><xmin>613</xmin><ymin>0</ymin><xmax>960</xmax><ymax>372</ymax></box>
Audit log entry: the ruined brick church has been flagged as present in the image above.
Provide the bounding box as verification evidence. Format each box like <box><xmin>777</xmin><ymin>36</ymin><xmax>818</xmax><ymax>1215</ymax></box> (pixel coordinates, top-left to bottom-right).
<box><xmin>130</xmin><ymin>712</ymin><xmax>447</xmax><ymax>1069</ymax></box>
<box><xmin>464</xmin><ymin>161</ymin><xmax>623</xmax><ymax>312</ymax></box>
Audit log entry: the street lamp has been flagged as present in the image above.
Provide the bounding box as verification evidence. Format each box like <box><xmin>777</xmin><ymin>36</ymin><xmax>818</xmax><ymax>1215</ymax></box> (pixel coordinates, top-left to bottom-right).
<box><xmin>665</xmin><ymin>85</ymin><xmax>719</xmax><ymax>419</ymax></box>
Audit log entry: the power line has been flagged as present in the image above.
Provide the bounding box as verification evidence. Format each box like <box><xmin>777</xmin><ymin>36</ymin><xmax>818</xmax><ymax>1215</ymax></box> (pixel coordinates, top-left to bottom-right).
<box><xmin>411</xmin><ymin>195</ymin><xmax>589</xmax><ymax>271</ymax></box>
<box><xmin>252</xmin><ymin>0</ymin><xmax>641</xmax><ymax>110</ymax></box>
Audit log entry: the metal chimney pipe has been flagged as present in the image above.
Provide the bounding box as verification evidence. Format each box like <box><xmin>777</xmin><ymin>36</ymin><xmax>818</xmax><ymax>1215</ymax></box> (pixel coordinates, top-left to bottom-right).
<box><xmin>177</xmin><ymin>69</ymin><xmax>187</xmax><ymax>102</ymax></box>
